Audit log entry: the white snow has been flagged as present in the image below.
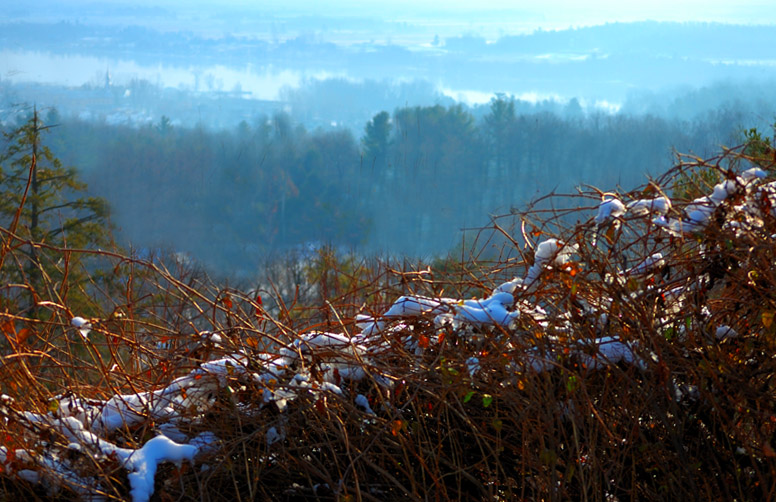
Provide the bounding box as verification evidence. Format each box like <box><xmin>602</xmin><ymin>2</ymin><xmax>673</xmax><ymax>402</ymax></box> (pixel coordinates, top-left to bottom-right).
<box><xmin>355</xmin><ymin>394</ymin><xmax>375</xmax><ymax>415</ymax></box>
<box><xmin>70</xmin><ymin>316</ymin><xmax>92</xmax><ymax>339</ymax></box>
<box><xmin>19</xmin><ymin>413</ymin><xmax>198</xmax><ymax>502</ymax></box>
<box><xmin>709</xmin><ymin>178</ymin><xmax>742</xmax><ymax>204</ymax></box>
<box><xmin>97</xmin><ymin>392</ymin><xmax>153</xmax><ymax>432</ymax></box>
<box><xmin>575</xmin><ymin>337</ymin><xmax>642</xmax><ymax>370</ymax></box>
<box><xmin>715</xmin><ymin>325</ymin><xmax>739</xmax><ymax>341</ymax></box>
<box><xmin>625</xmin><ymin>253</ymin><xmax>665</xmax><ymax>276</ymax></box>
<box><xmin>452</xmin><ymin>293</ymin><xmax>518</xmax><ymax>328</ymax></box>
<box><xmin>595</xmin><ymin>198</ymin><xmax>626</xmax><ymax>225</ymax></box>
<box><xmin>525</xmin><ymin>238</ymin><xmax>577</xmax><ymax>286</ymax></box>
<box><xmin>466</xmin><ymin>357</ymin><xmax>480</xmax><ymax>377</ymax></box>
<box><xmin>646</xmin><ymin>169</ymin><xmax>772</xmax><ymax>237</ymax></box>
<box><xmin>493</xmin><ymin>277</ymin><xmax>524</xmax><ymax>295</ymax></box>
<box><xmin>627</xmin><ymin>196</ymin><xmax>671</xmax><ymax>216</ymax></box>
<box><xmin>124</xmin><ymin>435</ymin><xmax>197</xmax><ymax>502</ymax></box>
<box><xmin>534</xmin><ymin>238</ymin><xmax>575</xmax><ymax>265</ymax></box>
<box><xmin>741</xmin><ymin>167</ymin><xmax>767</xmax><ymax>182</ymax></box>
<box><xmin>201</xmin><ymin>331</ymin><xmax>222</xmax><ymax>345</ymax></box>
<box><xmin>189</xmin><ymin>432</ymin><xmax>220</xmax><ymax>455</ymax></box>
<box><xmin>266</xmin><ymin>426</ymin><xmax>284</xmax><ymax>446</ymax></box>
<box><xmin>320</xmin><ymin>381</ymin><xmax>344</xmax><ymax>395</ymax></box>
<box><xmin>384</xmin><ymin>295</ymin><xmax>446</xmax><ymax>317</ymax></box>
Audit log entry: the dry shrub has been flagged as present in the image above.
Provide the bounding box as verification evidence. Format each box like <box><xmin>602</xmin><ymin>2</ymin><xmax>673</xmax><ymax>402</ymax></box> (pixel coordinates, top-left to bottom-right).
<box><xmin>0</xmin><ymin>144</ymin><xmax>775</xmax><ymax>501</ymax></box>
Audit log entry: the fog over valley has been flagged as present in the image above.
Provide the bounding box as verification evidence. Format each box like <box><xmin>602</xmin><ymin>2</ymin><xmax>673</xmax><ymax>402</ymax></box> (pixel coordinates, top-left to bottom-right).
<box><xmin>5</xmin><ymin>4</ymin><xmax>776</xmax><ymax>500</ymax></box>
<box><xmin>2</xmin><ymin>1</ymin><xmax>776</xmax><ymax>275</ymax></box>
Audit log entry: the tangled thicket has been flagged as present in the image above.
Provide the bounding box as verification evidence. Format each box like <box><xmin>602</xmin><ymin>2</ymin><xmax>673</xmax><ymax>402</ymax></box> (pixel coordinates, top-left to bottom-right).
<box><xmin>1</xmin><ymin>144</ymin><xmax>776</xmax><ymax>501</ymax></box>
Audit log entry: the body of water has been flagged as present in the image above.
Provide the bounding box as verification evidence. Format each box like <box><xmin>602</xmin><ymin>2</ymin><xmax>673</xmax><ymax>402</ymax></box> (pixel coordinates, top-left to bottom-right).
<box><xmin>0</xmin><ymin>49</ymin><xmax>338</xmax><ymax>100</ymax></box>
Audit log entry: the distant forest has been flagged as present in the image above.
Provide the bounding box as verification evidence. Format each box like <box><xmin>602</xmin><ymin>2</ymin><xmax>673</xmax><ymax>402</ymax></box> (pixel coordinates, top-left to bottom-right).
<box><xmin>3</xmin><ymin>98</ymin><xmax>765</xmax><ymax>275</ymax></box>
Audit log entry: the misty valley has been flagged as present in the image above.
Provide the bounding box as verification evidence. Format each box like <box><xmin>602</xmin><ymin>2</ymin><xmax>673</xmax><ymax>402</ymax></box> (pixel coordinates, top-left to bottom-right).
<box><xmin>3</xmin><ymin>19</ymin><xmax>776</xmax><ymax>277</ymax></box>
<box><xmin>2</xmin><ymin>97</ymin><xmax>762</xmax><ymax>276</ymax></box>
<box><xmin>2</xmin><ymin>8</ymin><xmax>776</xmax><ymax>501</ymax></box>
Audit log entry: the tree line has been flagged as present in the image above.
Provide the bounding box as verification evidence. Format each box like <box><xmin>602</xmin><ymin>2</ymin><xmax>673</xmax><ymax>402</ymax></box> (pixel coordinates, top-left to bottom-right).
<box><xmin>1</xmin><ymin>98</ymin><xmax>754</xmax><ymax>276</ymax></box>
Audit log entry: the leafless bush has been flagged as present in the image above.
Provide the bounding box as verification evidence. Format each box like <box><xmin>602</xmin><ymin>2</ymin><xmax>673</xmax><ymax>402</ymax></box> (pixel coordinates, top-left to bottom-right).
<box><xmin>1</xmin><ymin>144</ymin><xmax>775</xmax><ymax>501</ymax></box>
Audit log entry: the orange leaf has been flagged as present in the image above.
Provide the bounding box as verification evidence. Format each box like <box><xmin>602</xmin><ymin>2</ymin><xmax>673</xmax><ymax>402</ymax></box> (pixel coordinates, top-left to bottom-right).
<box><xmin>222</xmin><ymin>294</ymin><xmax>233</xmax><ymax>310</ymax></box>
<box><xmin>333</xmin><ymin>367</ymin><xmax>341</xmax><ymax>386</ymax></box>
<box><xmin>391</xmin><ymin>420</ymin><xmax>403</xmax><ymax>436</ymax></box>
<box><xmin>418</xmin><ymin>335</ymin><xmax>430</xmax><ymax>349</ymax></box>
<box><xmin>15</xmin><ymin>328</ymin><xmax>32</xmax><ymax>345</ymax></box>
<box><xmin>245</xmin><ymin>337</ymin><xmax>258</xmax><ymax>349</ymax></box>
<box><xmin>1</xmin><ymin>319</ymin><xmax>15</xmax><ymax>336</ymax></box>
<box><xmin>564</xmin><ymin>262</ymin><xmax>580</xmax><ymax>277</ymax></box>
<box><xmin>605</xmin><ymin>225</ymin><xmax>616</xmax><ymax>244</ymax></box>
<box><xmin>763</xmin><ymin>311</ymin><xmax>774</xmax><ymax>329</ymax></box>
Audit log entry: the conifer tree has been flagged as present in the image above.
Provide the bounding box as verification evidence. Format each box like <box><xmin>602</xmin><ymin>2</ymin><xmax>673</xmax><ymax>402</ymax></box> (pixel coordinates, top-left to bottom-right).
<box><xmin>362</xmin><ymin>111</ymin><xmax>391</xmax><ymax>171</ymax></box>
<box><xmin>0</xmin><ymin>107</ymin><xmax>110</xmax><ymax>313</ymax></box>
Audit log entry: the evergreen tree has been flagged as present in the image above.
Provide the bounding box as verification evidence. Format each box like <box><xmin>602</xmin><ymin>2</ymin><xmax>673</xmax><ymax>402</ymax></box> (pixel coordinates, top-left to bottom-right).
<box><xmin>483</xmin><ymin>93</ymin><xmax>516</xmax><ymax>178</ymax></box>
<box><xmin>362</xmin><ymin>111</ymin><xmax>392</xmax><ymax>171</ymax></box>
<box><xmin>0</xmin><ymin>107</ymin><xmax>110</xmax><ymax>312</ymax></box>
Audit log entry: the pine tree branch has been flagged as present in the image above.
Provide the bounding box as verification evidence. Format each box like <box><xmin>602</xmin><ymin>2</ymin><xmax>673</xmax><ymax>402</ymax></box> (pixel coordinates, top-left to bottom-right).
<box><xmin>0</xmin><ymin>153</ymin><xmax>35</xmax><ymax>271</ymax></box>
<box><xmin>38</xmin><ymin>201</ymin><xmax>84</xmax><ymax>215</ymax></box>
<box><xmin>44</xmin><ymin>214</ymin><xmax>101</xmax><ymax>240</ymax></box>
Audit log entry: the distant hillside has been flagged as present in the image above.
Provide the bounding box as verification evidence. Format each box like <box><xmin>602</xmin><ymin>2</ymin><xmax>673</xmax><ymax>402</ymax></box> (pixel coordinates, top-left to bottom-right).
<box><xmin>450</xmin><ymin>21</ymin><xmax>776</xmax><ymax>60</ymax></box>
<box><xmin>2</xmin><ymin>21</ymin><xmax>776</xmax><ymax>103</ymax></box>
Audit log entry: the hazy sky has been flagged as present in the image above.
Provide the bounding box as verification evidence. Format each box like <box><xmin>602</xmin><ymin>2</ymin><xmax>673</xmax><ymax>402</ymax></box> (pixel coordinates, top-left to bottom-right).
<box><xmin>144</xmin><ymin>0</ymin><xmax>776</xmax><ymax>26</ymax></box>
<box><xmin>275</xmin><ymin>0</ymin><xmax>775</xmax><ymax>20</ymax></box>
<box><xmin>16</xmin><ymin>0</ymin><xmax>776</xmax><ymax>33</ymax></box>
